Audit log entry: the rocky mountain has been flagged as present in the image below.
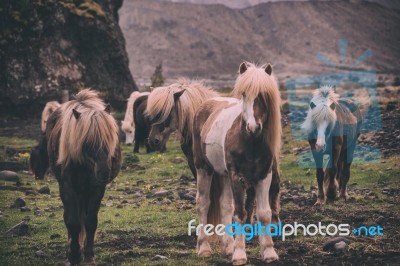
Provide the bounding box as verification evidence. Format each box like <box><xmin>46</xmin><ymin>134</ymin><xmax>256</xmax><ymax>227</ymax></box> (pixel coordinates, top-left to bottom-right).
<box><xmin>0</xmin><ymin>0</ymin><xmax>137</xmax><ymax>116</ymax></box>
<box><xmin>158</xmin><ymin>0</ymin><xmax>400</xmax><ymax>10</ymax></box>
<box><xmin>120</xmin><ymin>0</ymin><xmax>400</xmax><ymax>86</ymax></box>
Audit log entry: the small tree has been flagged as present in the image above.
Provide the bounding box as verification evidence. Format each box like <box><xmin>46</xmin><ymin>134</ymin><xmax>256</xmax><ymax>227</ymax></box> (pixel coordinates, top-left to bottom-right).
<box><xmin>150</xmin><ymin>63</ymin><xmax>165</xmax><ymax>88</ymax></box>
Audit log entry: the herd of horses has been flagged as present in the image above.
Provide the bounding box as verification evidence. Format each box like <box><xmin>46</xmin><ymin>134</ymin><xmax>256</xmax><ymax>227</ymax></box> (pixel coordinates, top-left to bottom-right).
<box><xmin>29</xmin><ymin>62</ymin><xmax>362</xmax><ymax>265</ymax></box>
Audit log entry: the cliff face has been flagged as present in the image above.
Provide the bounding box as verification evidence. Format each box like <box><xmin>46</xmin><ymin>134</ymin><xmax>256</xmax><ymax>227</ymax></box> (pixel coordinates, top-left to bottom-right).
<box><xmin>0</xmin><ymin>0</ymin><xmax>137</xmax><ymax>116</ymax></box>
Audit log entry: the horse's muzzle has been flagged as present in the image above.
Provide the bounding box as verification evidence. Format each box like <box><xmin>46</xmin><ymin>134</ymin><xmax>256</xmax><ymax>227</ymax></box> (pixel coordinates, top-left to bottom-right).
<box><xmin>246</xmin><ymin>122</ymin><xmax>262</xmax><ymax>135</ymax></box>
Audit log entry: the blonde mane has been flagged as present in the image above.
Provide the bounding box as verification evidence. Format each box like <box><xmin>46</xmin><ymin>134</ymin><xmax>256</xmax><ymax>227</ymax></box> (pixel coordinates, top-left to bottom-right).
<box><xmin>122</xmin><ymin>91</ymin><xmax>150</xmax><ymax>131</ymax></box>
<box><xmin>56</xmin><ymin>89</ymin><xmax>119</xmax><ymax>166</ymax></box>
<box><xmin>41</xmin><ymin>101</ymin><xmax>61</xmax><ymax>132</ymax></box>
<box><xmin>232</xmin><ymin>63</ymin><xmax>282</xmax><ymax>159</ymax></box>
<box><xmin>146</xmin><ymin>79</ymin><xmax>218</xmax><ymax>140</ymax></box>
<box><xmin>301</xmin><ymin>85</ymin><xmax>339</xmax><ymax>133</ymax></box>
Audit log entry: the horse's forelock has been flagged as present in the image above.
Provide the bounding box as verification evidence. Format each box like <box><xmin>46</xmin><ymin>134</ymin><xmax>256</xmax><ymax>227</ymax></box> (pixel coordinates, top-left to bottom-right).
<box><xmin>57</xmin><ymin>91</ymin><xmax>119</xmax><ymax>166</ymax></box>
<box><xmin>147</xmin><ymin>81</ymin><xmax>218</xmax><ymax>140</ymax></box>
<box><xmin>233</xmin><ymin>64</ymin><xmax>282</xmax><ymax>159</ymax></box>
<box><xmin>302</xmin><ymin>86</ymin><xmax>338</xmax><ymax>132</ymax></box>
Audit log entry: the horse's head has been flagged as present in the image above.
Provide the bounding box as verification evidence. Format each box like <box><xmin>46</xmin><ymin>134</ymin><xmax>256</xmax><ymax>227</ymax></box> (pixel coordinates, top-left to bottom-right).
<box><xmin>302</xmin><ymin>86</ymin><xmax>338</xmax><ymax>152</ymax></box>
<box><xmin>64</xmin><ymin>103</ymin><xmax>119</xmax><ymax>185</ymax></box>
<box><xmin>238</xmin><ymin>62</ymin><xmax>274</xmax><ymax>136</ymax></box>
<box><xmin>121</xmin><ymin>120</ymin><xmax>134</xmax><ymax>145</ymax></box>
<box><xmin>147</xmin><ymin>87</ymin><xmax>185</xmax><ymax>150</ymax></box>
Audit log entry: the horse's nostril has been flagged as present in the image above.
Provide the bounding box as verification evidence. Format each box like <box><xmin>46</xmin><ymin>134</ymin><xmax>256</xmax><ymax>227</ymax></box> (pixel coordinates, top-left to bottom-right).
<box><xmin>154</xmin><ymin>139</ymin><xmax>160</xmax><ymax>145</ymax></box>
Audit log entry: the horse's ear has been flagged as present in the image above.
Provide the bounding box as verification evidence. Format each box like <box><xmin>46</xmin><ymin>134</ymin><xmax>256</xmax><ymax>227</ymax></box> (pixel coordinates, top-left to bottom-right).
<box><xmin>330</xmin><ymin>102</ymin><xmax>336</xmax><ymax>110</ymax></box>
<box><xmin>310</xmin><ymin>102</ymin><xmax>316</xmax><ymax>109</ymax></box>
<box><xmin>265</xmin><ymin>64</ymin><xmax>272</xmax><ymax>75</ymax></box>
<box><xmin>104</xmin><ymin>104</ymin><xmax>111</xmax><ymax>114</ymax></box>
<box><xmin>173</xmin><ymin>89</ymin><xmax>185</xmax><ymax>102</ymax></box>
<box><xmin>239</xmin><ymin>62</ymin><xmax>247</xmax><ymax>74</ymax></box>
<box><xmin>72</xmin><ymin>109</ymin><xmax>81</xmax><ymax>120</ymax></box>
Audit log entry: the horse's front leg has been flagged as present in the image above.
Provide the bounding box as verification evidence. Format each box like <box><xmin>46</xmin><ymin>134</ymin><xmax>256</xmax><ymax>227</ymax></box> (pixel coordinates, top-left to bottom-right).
<box><xmin>220</xmin><ymin>174</ymin><xmax>234</xmax><ymax>258</ymax></box>
<box><xmin>60</xmin><ymin>183</ymin><xmax>82</xmax><ymax>265</ymax></box>
<box><xmin>269</xmin><ymin>160</ymin><xmax>280</xmax><ymax>224</ymax></box>
<box><xmin>231</xmin><ymin>172</ymin><xmax>248</xmax><ymax>266</ymax></box>
<box><xmin>325</xmin><ymin>141</ymin><xmax>342</xmax><ymax>203</ymax></box>
<box><xmin>256</xmin><ymin>172</ymin><xmax>279</xmax><ymax>263</ymax></box>
<box><xmin>312</xmin><ymin>150</ymin><xmax>325</xmax><ymax>206</ymax></box>
<box><xmin>196</xmin><ymin>168</ymin><xmax>213</xmax><ymax>257</ymax></box>
<box><xmin>83</xmin><ymin>186</ymin><xmax>106</xmax><ymax>265</ymax></box>
<box><xmin>181</xmin><ymin>141</ymin><xmax>197</xmax><ymax>179</ymax></box>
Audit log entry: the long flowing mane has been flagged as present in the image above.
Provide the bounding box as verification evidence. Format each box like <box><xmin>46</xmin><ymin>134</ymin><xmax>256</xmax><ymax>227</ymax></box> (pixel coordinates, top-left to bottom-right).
<box><xmin>301</xmin><ymin>85</ymin><xmax>339</xmax><ymax>133</ymax></box>
<box><xmin>55</xmin><ymin>89</ymin><xmax>119</xmax><ymax>166</ymax></box>
<box><xmin>41</xmin><ymin>101</ymin><xmax>61</xmax><ymax>132</ymax></box>
<box><xmin>146</xmin><ymin>79</ymin><xmax>218</xmax><ymax>140</ymax></box>
<box><xmin>232</xmin><ymin>63</ymin><xmax>282</xmax><ymax>159</ymax></box>
<box><xmin>122</xmin><ymin>91</ymin><xmax>149</xmax><ymax>131</ymax></box>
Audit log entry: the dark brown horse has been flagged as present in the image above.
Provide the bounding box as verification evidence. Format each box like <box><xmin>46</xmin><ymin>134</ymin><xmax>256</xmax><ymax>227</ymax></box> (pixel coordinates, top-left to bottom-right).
<box><xmin>37</xmin><ymin>89</ymin><xmax>121</xmax><ymax>265</ymax></box>
<box><xmin>302</xmin><ymin>86</ymin><xmax>362</xmax><ymax>205</ymax></box>
<box><xmin>132</xmin><ymin>94</ymin><xmax>169</xmax><ymax>153</ymax></box>
<box><xmin>192</xmin><ymin>63</ymin><xmax>281</xmax><ymax>264</ymax></box>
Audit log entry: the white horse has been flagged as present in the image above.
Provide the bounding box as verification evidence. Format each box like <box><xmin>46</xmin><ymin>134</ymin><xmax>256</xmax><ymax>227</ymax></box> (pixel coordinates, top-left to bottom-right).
<box><xmin>302</xmin><ymin>86</ymin><xmax>362</xmax><ymax>204</ymax></box>
<box><xmin>121</xmin><ymin>91</ymin><xmax>150</xmax><ymax>144</ymax></box>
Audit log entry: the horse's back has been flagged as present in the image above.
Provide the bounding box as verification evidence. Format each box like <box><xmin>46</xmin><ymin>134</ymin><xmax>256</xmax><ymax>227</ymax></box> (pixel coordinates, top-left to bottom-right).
<box><xmin>194</xmin><ymin>97</ymin><xmax>241</xmax><ymax>174</ymax></box>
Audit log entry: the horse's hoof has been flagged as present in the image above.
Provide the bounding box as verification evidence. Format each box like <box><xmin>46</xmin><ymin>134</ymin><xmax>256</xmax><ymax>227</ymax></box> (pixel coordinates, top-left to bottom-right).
<box><xmin>232</xmin><ymin>249</ymin><xmax>247</xmax><ymax>266</ymax></box>
<box><xmin>313</xmin><ymin>199</ymin><xmax>324</xmax><ymax>208</ymax></box>
<box><xmin>222</xmin><ymin>246</ymin><xmax>234</xmax><ymax>258</ymax></box>
<box><xmin>232</xmin><ymin>258</ymin><xmax>247</xmax><ymax>266</ymax></box>
<box><xmin>82</xmin><ymin>257</ymin><xmax>96</xmax><ymax>266</ymax></box>
<box><xmin>198</xmin><ymin>250</ymin><xmax>212</xmax><ymax>258</ymax></box>
<box><xmin>263</xmin><ymin>247</ymin><xmax>279</xmax><ymax>263</ymax></box>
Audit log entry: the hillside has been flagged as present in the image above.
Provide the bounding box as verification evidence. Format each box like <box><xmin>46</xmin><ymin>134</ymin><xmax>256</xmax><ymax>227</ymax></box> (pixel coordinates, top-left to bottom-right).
<box><xmin>120</xmin><ymin>0</ymin><xmax>400</xmax><ymax>85</ymax></box>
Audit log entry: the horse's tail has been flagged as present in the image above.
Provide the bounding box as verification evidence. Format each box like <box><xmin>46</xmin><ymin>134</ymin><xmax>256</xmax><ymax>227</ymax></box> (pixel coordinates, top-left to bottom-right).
<box><xmin>207</xmin><ymin>173</ymin><xmax>222</xmax><ymax>229</ymax></box>
<box><xmin>78</xmin><ymin>205</ymin><xmax>87</xmax><ymax>250</ymax></box>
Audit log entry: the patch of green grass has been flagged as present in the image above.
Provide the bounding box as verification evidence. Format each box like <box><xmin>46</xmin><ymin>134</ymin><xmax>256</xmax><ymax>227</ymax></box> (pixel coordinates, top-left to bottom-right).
<box><xmin>0</xmin><ymin>132</ymin><xmax>399</xmax><ymax>265</ymax></box>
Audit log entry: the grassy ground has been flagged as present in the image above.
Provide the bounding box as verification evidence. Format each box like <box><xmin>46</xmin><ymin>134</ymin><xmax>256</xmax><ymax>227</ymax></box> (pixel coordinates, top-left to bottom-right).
<box><xmin>0</xmin><ymin>126</ymin><xmax>399</xmax><ymax>265</ymax></box>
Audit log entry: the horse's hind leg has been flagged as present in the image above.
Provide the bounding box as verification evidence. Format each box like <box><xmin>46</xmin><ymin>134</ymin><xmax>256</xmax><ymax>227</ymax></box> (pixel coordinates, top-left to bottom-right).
<box><xmin>231</xmin><ymin>172</ymin><xmax>248</xmax><ymax>266</ymax></box>
<box><xmin>196</xmin><ymin>168</ymin><xmax>213</xmax><ymax>257</ymax></box>
<box><xmin>83</xmin><ymin>186</ymin><xmax>106</xmax><ymax>265</ymax></box>
<box><xmin>245</xmin><ymin>187</ymin><xmax>255</xmax><ymax>225</ymax></box>
<box><xmin>256</xmin><ymin>172</ymin><xmax>279</xmax><ymax>263</ymax></box>
<box><xmin>340</xmin><ymin>141</ymin><xmax>356</xmax><ymax>201</ymax></box>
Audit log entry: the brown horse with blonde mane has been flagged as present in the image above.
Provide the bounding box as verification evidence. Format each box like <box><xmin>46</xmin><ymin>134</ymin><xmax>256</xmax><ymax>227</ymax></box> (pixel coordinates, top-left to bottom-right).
<box><xmin>146</xmin><ymin>79</ymin><xmax>218</xmax><ymax>177</ymax></box>
<box><xmin>37</xmin><ymin>89</ymin><xmax>121</xmax><ymax>265</ymax></box>
<box><xmin>192</xmin><ymin>62</ymin><xmax>281</xmax><ymax>264</ymax></box>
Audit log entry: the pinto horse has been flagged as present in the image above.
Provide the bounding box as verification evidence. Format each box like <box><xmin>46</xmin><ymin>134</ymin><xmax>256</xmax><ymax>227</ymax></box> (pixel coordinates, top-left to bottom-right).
<box><xmin>145</xmin><ymin>80</ymin><xmax>218</xmax><ymax>177</ymax></box>
<box><xmin>192</xmin><ymin>62</ymin><xmax>282</xmax><ymax>265</ymax></box>
<box><xmin>302</xmin><ymin>86</ymin><xmax>362</xmax><ymax>205</ymax></box>
<box><xmin>38</xmin><ymin>89</ymin><xmax>121</xmax><ymax>265</ymax></box>
<box><xmin>121</xmin><ymin>91</ymin><xmax>150</xmax><ymax>145</ymax></box>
